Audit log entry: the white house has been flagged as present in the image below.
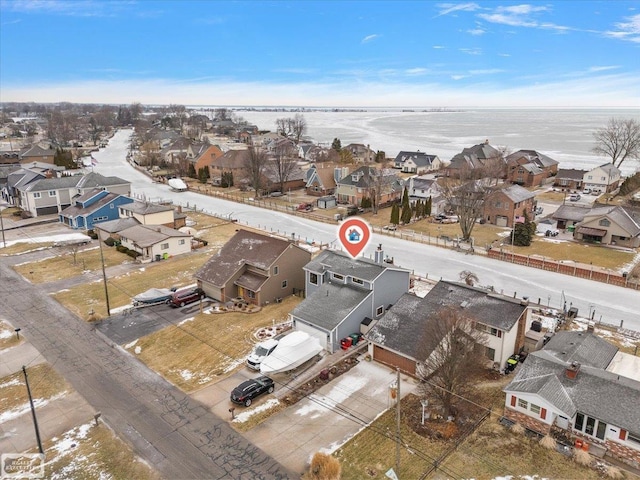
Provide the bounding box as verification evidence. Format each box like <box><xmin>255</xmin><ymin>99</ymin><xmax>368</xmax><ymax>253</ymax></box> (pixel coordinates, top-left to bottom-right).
<box><xmin>393</xmin><ymin>151</ymin><xmax>442</xmax><ymax>174</ymax></box>
<box><xmin>583</xmin><ymin>163</ymin><xmax>622</xmax><ymax>193</ymax></box>
<box><xmin>118</xmin><ymin>224</ymin><xmax>191</xmax><ymax>262</ymax></box>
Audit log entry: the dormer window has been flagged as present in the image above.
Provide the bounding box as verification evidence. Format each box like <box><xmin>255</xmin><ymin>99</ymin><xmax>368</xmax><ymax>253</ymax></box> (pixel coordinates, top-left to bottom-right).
<box><xmin>599</xmin><ymin>219</ymin><xmax>610</xmax><ymax>227</ymax></box>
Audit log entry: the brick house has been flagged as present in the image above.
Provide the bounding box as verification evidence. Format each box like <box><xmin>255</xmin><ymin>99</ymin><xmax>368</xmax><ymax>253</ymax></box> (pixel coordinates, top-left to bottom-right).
<box><xmin>504</xmin><ymin>330</ymin><xmax>640</xmax><ymax>468</ymax></box>
<box><xmin>335</xmin><ymin>166</ymin><xmax>404</xmax><ymax>207</ymax></box>
<box><xmin>343</xmin><ymin>143</ymin><xmax>376</xmax><ymax>163</ymax></box>
<box><xmin>444</xmin><ymin>140</ymin><xmax>503</xmax><ymax>178</ymax></box>
<box><xmin>305</xmin><ymin>164</ymin><xmax>349</xmax><ymax>196</ymax></box>
<box><xmin>19</xmin><ymin>145</ymin><xmax>55</xmax><ymax>165</ymax></box>
<box><xmin>483</xmin><ymin>184</ymin><xmax>536</xmax><ymax>227</ymax></box>
<box><xmin>505</xmin><ymin>150</ymin><xmax>559</xmax><ymax>187</ymax></box>
<box><xmin>554</xmin><ymin>168</ymin><xmax>588</xmax><ymax>191</ymax></box>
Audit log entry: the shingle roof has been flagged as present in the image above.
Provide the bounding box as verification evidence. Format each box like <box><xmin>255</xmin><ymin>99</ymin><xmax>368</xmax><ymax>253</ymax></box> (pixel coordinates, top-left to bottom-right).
<box><xmin>19</xmin><ymin>145</ymin><xmax>53</xmax><ymax>157</ymax></box>
<box><xmin>394</xmin><ymin>151</ymin><xmax>438</xmax><ymax>167</ymax></box>
<box><xmin>60</xmin><ymin>191</ymin><xmax>121</xmax><ymax>217</ymax></box>
<box><xmin>93</xmin><ymin>217</ymin><xmax>140</xmax><ymax>233</ymax></box>
<box><xmin>556</xmin><ymin>168</ymin><xmax>588</xmax><ymax>180</ymax></box>
<box><xmin>120</xmin><ymin>201</ymin><xmax>173</xmax><ymax>215</ymax></box>
<box><xmin>304</xmin><ymin>250</ymin><xmax>388</xmax><ymax>282</ymax></box>
<box><xmin>24</xmin><ymin>172</ymin><xmax>129</xmax><ymax>192</ymax></box>
<box><xmin>552</xmin><ymin>204</ymin><xmax>591</xmax><ymax>222</ymax></box>
<box><xmin>541</xmin><ymin>331</ymin><xmax>618</xmax><ymax>368</ymax></box>
<box><xmin>366</xmin><ymin>281</ymin><xmax>527</xmax><ymax>360</ymax></box>
<box><xmin>496</xmin><ymin>184</ymin><xmax>535</xmax><ymax>203</ymax></box>
<box><xmin>119</xmin><ymin>224</ymin><xmax>190</xmax><ymax>247</ymax></box>
<box><xmin>507</xmin><ymin>150</ymin><xmax>558</xmax><ymax>168</ymax></box>
<box><xmin>195</xmin><ymin>229</ymin><xmax>293</xmax><ymax>287</ymax></box>
<box><xmin>582</xmin><ymin>206</ymin><xmax>640</xmax><ymax>237</ymax></box>
<box><xmin>291</xmin><ymin>282</ymin><xmax>371</xmax><ymax>331</ymax></box>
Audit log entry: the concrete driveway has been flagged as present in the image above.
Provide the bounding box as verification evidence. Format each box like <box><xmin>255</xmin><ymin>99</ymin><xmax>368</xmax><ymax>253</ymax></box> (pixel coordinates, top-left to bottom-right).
<box><xmin>192</xmin><ymin>354</ymin><xmax>419</xmax><ymax>474</ymax></box>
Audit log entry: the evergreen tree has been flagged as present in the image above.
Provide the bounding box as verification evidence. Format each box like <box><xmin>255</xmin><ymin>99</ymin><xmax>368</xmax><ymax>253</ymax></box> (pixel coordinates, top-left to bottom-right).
<box><xmin>197</xmin><ymin>167</ymin><xmax>209</xmax><ymax>183</ymax></box>
<box><xmin>400</xmin><ymin>187</ymin><xmax>412</xmax><ymax>224</ymax></box>
<box><xmin>426</xmin><ymin>196</ymin><xmax>433</xmax><ymax>216</ymax></box>
<box><xmin>390</xmin><ymin>203</ymin><xmax>400</xmax><ymax>225</ymax></box>
<box><xmin>187</xmin><ymin>163</ymin><xmax>196</xmax><ymax>178</ymax></box>
<box><xmin>331</xmin><ymin>138</ymin><xmax>342</xmax><ymax>151</ymax></box>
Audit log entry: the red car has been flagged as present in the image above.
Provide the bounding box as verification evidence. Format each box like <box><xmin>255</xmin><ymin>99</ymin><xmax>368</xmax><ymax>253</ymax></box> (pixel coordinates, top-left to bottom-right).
<box><xmin>170</xmin><ymin>287</ymin><xmax>205</xmax><ymax>307</ymax></box>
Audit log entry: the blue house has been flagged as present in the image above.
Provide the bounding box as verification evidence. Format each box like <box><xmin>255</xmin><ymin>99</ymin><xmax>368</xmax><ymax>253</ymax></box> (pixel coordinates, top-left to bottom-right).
<box><xmin>59</xmin><ymin>188</ymin><xmax>134</xmax><ymax>230</ymax></box>
<box><xmin>290</xmin><ymin>247</ymin><xmax>411</xmax><ymax>353</ymax></box>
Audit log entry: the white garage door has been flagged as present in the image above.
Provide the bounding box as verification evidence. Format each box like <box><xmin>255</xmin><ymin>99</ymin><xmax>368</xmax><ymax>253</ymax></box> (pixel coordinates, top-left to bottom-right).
<box><xmin>496</xmin><ymin>216</ymin><xmax>508</xmax><ymax>227</ymax></box>
<box><xmin>294</xmin><ymin>321</ymin><xmax>329</xmax><ymax>351</ymax></box>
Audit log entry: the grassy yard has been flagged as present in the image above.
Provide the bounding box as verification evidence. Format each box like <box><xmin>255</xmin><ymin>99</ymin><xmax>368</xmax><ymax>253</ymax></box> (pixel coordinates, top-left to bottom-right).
<box><xmin>0</xmin><ymin>320</ymin><xmax>22</xmax><ymax>349</ymax></box>
<box><xmin>1</xmin><ymin>241</ymin><xmax>54</xmax><ymax>255</ymax></box>
<box><xmin>35</xmin><ymin>422</ymin><xmax>160</xmax><ymax>480</ymax></box>
<box><xmin>0</xmin><ymin>363</ymin><xmax>70</xmax><ymax>414</ymax></box>
<box><xmin>125</xmin><ymin>295</ymin><xmax>301</xmax><ymax>392</ymax></box>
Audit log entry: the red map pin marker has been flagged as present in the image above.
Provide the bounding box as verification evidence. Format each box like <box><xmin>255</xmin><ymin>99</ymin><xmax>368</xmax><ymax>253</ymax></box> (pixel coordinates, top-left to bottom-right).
<box><xmin>338</xmin><ymin>217</ymin><xmax>372</xmax><ymax>259</ymax></box>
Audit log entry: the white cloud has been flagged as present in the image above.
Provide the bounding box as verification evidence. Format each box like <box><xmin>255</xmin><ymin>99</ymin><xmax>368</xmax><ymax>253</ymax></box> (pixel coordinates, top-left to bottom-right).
<box><xmin>499</xmin><ymin>4</ymin><xmax>548</xmax><ymax>15</ymax></box>
<box><xmin>432</xmin><ymin>45</ymin><xmax>445</xmax><ymax>49</ymax></box>
<box><xmin>498</xmin><ymin>53</ymin><xmax>511</xmax><ymax>57</ymax></box>
<box><xmin>451</xmin><ymin>75</ymin><xmax>468</xmax><ymax>80</ymax></box>
<box><xmin>467</xmin><ymin>27</ymin><xmax>485</xmax><ymax>35</ymax></box>
<box><xmin>605</xmin><ymin>13</ymin><xmax>640</xmax><ymax>43</ymax></box>
<box><xmin>459</xmin><ymin>47</ymin><xmax>482</xmax><ymax>55</ymax></box>
<box><xmin>361</xmin><ymin>34</ymin><xmax>380</xmax><ymax>44</ymax></box>
<box><xmin>2</xmin><ymin>0</ymin><xmax>131</xmax><ymax>17</ymax></box>
<box><xmin>405</xmin><ymin>68</ymin><xmax>428</xmax><ymax>76</ymax></box>
<box><xmin>478</xmin><ymin>4</ymin><xmax>573</xmax><ymax>32</ymax></box>
<box><xmin>469</xmin><ymin>69</ymin><xmax>504</xmax><ymax>75</ymax></box>
<box><xmin>434</xmin><ymin>2</ymin><xmax>480</xmax><ymax>18</ymax></box>
<box><xmin>588</xmin><ymin>65</ymin><xmax>620</xmax><ymax>72</ymax></box>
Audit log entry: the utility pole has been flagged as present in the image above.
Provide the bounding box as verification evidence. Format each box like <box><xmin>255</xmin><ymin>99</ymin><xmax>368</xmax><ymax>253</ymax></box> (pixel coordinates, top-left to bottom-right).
<box><xmin>98</xmin><ymin>236</ymin><xmax>111</xmax><ymax>316</ymax></box>
<box><xmin>22</xmin><ymin>366</ymin><xmax>44</xmax><ymax>455</ymax></box>
<box><xmin>396</xmin><ymin>367</ymin><xmax>401</xmax><ymax>474</ymax></box>
<box><xmin>0</xmin><ymin>204</ymin><xmax>6</xmax><ymax>248</ymax></box>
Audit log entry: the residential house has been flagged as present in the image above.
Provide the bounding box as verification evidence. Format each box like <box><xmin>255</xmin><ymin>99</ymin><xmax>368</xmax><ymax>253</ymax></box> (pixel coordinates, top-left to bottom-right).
<box><xmin>4</xmin><ymin>168</ymin><xmax>47</xmax><ymax>205</ymax></box>
<box><xmin>445</xmin><ymin>140</ymin><xmax>503</xmax><ymax>178</ymax></box>
<box><xmin>573</xmin><ymin>205</ymin><xmax>640</xmax><ymax>247</ymax></box>
<box><xmin>503</xmin><ymin>330</ymin><xmax>640</xmax><ymax>467</ymax></box>
<box><xmin>208</xmin><ymin>150</ymin><xmax>250</xmax><ymax>187</ymax></box>
<box><xmin>262</xmin><ymin>163</ymin><xmax>306</xmax><ymax>194</ymax></box>
<box><xmin>59</xmin><ymin>189</ymin><xmax>133</xmax><ymax>230</ymax></box>
<box><xmin>583</xmin><ymin>163</ymin><xmax>622</xmax><ymax>193</ymax></box>
<box><xmin>305</xmin><ymin>164</ymin><xmax>349</xmax><ymax>197</ymax></box>
<box><xmin>19</xmin><ymin>145</ymin><xmax>55</xmax><ymax>165</ymax></box>
<box><xmin>290</xmin><ymin>247</ymin><xmax>411</xmax><ymax>353</ymax></box>
<box><xmin>93</xmin><ymin>217</ymin><xmax>140</xmax><ymax>241</ymax></box>
<box><xmin>148</xmin><ymin>128</ymin><xmax>181</xmax><ymax>149</ymax></box>
<box><xmin>552</xmin><ymin>204</ymin><xmax>591</xmax><ymax>230</ymax></box>
<box><xmin>159</xmin><ymin>137</ymin><xmax>191</xmax><ymax>164</ymax></box>
<box><xmin>366</xmin><ymin>281</ymin><xmax>531</xmax><ymax>376</ymax></box>
<box><xmin>554</xmin><ymin>168</ymin><xmax>588</xmax><ymax>191</ymax></box>
<box><xmin>118</xmin><ymin>224</ymin><xmax>192</xmax><ymax>262</ymax></box>
<box><xmin>393</xmin><ymin>151</ymin><xmax>442</xmax><ymax>174</ymax></box>
<box><xmin>18</xmin><ymin>172</ymin><xmax>131</xmax><ymax>217</ymax></box>
<box><xmin>506</xmin><ymin>150</ymin><xmax>559</xmax><ymax>187</ymax></box>
<box><xmin>343</xmin><ymin>143</ymin><xmax>376</xmax><ymax>163</ymax></box>
<box><xmin>407</xmin><ymin>175</ymin><xmax>447</xmax><ymax>215</ymax></box>
<box><xmin>119</xmin><ymin>201</ymin><xmax>185</xmax><ymax>229</ymax></box>
<box><xmin>483</xmin><ymin>184</ymin><xmax>536</xmax><ymax>227</ymax></box>
<box><xmin>191</xmin><ymin>144</ymin><xmax>223</xmax><ymax>176</ymax></box>
<box><xmin>195</xmin><ymin>229</ymin><xmax>311</xmax><ymax>306</ymax></box>
<box><xmin>335</xmin><ymin>165</ymin><xmax>404</xmax><ymax>207</ymax></box>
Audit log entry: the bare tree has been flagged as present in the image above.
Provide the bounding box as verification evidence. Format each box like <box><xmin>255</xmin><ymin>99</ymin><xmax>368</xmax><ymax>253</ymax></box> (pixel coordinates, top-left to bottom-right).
<box><xmin>459</xmin><ymin>270</ymin><xmax>479</xmax><ymax>286</ymax></box>
<box><xmin>593</xmin><ymin>118</ymin><xmax>640</xmax><ymax>168</ymax></box>
<box><xmin>275</xmin><ymin>114</ymin><xmax>307</xmax><ymax>144</ymax></box>
<box><xmin>268</xmin><ymin>141</ymin><xmax>299</xmax><ymax>193</ymax></box>
<box><xmin>416</xmin><ymin>307</ymin><xmax>488</xmax><ymax>417</ymax></box>
<box><xmin>244</xmin><ymin>146</ymin><xmax>267</xmax><ymax>198</ymax></box>
<box><xmin>483</xmin><ymin>145</ymin><xmax>509</xmax><ymax>185</ymax></box>
<box><xmin>440</xmin><ymin>167</ymin><xmax>492</xmax><ymax>241</ymax></box>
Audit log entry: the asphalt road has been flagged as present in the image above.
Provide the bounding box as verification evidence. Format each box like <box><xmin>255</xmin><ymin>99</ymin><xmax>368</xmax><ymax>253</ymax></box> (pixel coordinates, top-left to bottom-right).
<box><xmin>0</xmin><ymin>263</ymin><xmax>294</xmax><ymax>480</ymax></box>
<box><xmin>94</xmin><ymin>129</ymin><xmax>640</xmax><ymax>331</ymax></box>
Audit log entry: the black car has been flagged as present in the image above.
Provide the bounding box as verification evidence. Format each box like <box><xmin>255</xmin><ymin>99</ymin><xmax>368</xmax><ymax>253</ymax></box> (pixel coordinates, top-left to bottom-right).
<box><xmin>230</xmin><ymin>376</ymin><xmax>274</xmax><ymax>407</ymax></box>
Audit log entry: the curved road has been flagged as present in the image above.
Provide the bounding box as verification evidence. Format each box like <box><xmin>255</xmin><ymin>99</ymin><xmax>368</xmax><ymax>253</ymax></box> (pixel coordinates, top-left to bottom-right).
<box><xmin>95</xmin><ymin>130</ymin><xmax>640</xmax><ymax>331</ymax></box>
<box><xmin>0</xmin><ymin>263</ymin><xmax>293</xmax><ymax>479</ymax></box>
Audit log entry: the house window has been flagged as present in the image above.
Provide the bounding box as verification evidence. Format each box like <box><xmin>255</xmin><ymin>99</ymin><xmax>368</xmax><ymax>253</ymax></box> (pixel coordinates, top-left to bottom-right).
<box><xmin>588</xmin><ymin>175</ymin><xmax>593</xmax><ymax>180</ymax></box>
<box><xmin>110</xmin><ymin>203</ymin><xmax>114</xmax><ymax>209</ymax></box>
<box><xmin>530</xmin><ymin>404</ymin><xmax>541</xmax><ymax>415</ymax></box>
<box><xmin>575</xmin><ymin>412</ymin><xmax>607</xmax><ymax>440</ymax></box>
<box><xmin>282</xmin><ymin>280</ymin><xmax>288</xmax><ymax>289</ymax></box>
<box><xmin>49</xmin><ymin>191</ymin><xmax>56</xmax><ymax>197</ymax></box>
<box><xmin>596</xmin><ymin>421</ymin><xmax>607</xmax><ymax>440</ymax></box>
<box><xmin>485</xmin><ymin>347</ymin><xmax>495</xmax><ymax>361</ymax></box>
<box><xmin>575</xmin><ymin>413</ymin><xmax>585</xmax><ymax>431</ymax></box>
<box><xmin>34</xmin><ymin>192</ymin><xmax>41</xmax><ymax>199</ymax></box>
<box><xmin>333</xmin><ymin>273</ymin><xmax>344</xmax><ymax>281</ymax></box>
<box><xmin>376</xmin><ymin>305</ymin><xmax>384</xmax><ymax>316</ymax></box>
<box><xmin>161</xmin><ymin>243</ymin><xmax>169</xmax><ymax>250</ymax></box>
<box><xmin>94</xmin><ymin>216</ymin><xmax>107</xmax><ymax>222</ymax></box>
<box><xmin>599</xmin><ymin>219</ymin><xmax>610</xmax><ymax>227</ymax></box>
<box><xmin>628</xmin><ymin>433</ymin><xmax>640</xmax><ymax>445</ymax></box>
<box><xmin>179</xmin><ymin>239</ymin><xmax>185</xmax><ymax>245</ymax></box>
<box><xmin>273</xmin><ymin>266</ymin><xmax>279</xmax><ymax>275</ymax></box>
<box><xmin>352</xmin><ymin>277</ymin><xmax>364</xmax><ymax>285</ymax></box>
<box><xmin>309</xmin><ymin>273</ymin><xmax>318</xmax><ymax>285</ymax></box>
<box><xmin>518</xmin><ymin>398</ymin><xmax>528</xmax><ymax>409</ymax></box>
<box><xmin>247</xmin><ymin>290</ymin><xmax>255</xmax><ymax>299</ymax></box>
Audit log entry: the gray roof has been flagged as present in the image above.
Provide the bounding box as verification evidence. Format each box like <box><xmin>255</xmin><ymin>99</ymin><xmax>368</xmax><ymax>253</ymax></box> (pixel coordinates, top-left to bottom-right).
<box><xmin>506</xmin><ymin>150</ymin><xmax>558</xmax><ymax>168</ymax></box>
<box><xmin>541</xmin><ymin>331</ymin><xmax>618</xmax><ymax>368</ymax></box>
<box><xmin>93</xmin><ymin>217</ymin><xmax>140</xmax><ymax>233</ymax></box>
<box><xmin>366</xmin><ymin>281</ymin><xmax>527</xmax><ymax>360</ymax></box>
<box><xmin>449</xmin><ymin>141</ymin><xmax>501</xmax><ymax>168</ymax></box>
<box><xmin>552</xmin><ymin>204</ymin><xmax>591</xmax><ymax>222</ymax></box>
<box><xmin>495</xmin><ymin>184</ymin><xmax>535</xmax><ymax>203</ymax></box>
<box><xmin>291</xmin><ymin>282</ymin><xmax>371</xmax><ymax>332</ymax></box>
<box><xmin>24</xmin><ymin>172</ymin><xmax>130</xmax><ymax>192</ymax></box>
<box><xmin>305</xmin><ymin>250</ymin><xmax>388</xmax><ymax>282</ymax></box>
<box><xmin>195</xmin><ymin>229</ymin><xmax>295</xmax><ymax>287</ymax></box>
<box><xmin>556</xmin><ymin>168</ymin><xmax>587</xmax><ymax>180</ymax></box>
<box><xmin>60</xmin><ymin>190</ymin><xmax>122</xmax><ymax>217</ymax></box>
<box><xmin>394</xmin><ymin>151</ymin><xmax>438</xmax><ymax>167</ymax></box>
<box><xmin>19</xmin><ymin>144</ymin><xmax>53</xmax><ymax>157</ymax></box>
<box><xmin>505</xmin><ymin>335</ymin><xmax>640</xmax><ymax>435</ymax></box>
<box><xmin>119</xmin><ymin>201</ymin><xmax>173</xmax><ymax>215</ymax></box>
<box><xmin>337</xmin><ymin>166</ymin><xmax>402</xmax><ymax>191</ymax></box>
<box><xmin>582</xmin><ymin>206</ymin><xmax>640</xmax><ymax>237</ymax></box>
<box><xmin>119</xmin><ymin>224</ymin><xmax>190</xmax><ymax>247</ymax></box>
<box><xmin>592</xmin><ymin>163</ymin><xmax>621</xmax><ymax>175</ymax></box>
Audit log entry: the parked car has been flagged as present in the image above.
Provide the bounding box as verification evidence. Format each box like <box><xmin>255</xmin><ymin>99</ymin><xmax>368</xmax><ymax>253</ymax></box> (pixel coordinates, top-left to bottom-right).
<box><xmin>170</xmin><ymin>287</ymin><xmax>205</xmax><ymax>307</ymax></box>
<box><xmin>230</xmin><ymin>376</ymin><xmax>274</xmax><ymax>406</ymax></box>
<box><xmin>382</xmin><ymin>224</ymin><xmax>397</xmax><ymax>231</ymax></box>
<box><xmin>246</xmin><ymin>338</ymin><xmax>279</xmax><ymax>371</ymax></box>
<box><xmin>583</xmin><ymin>188</ymin><xmax>592</xmax><ymax>195</ymax></box>
<box><xmin>535</xmin><ymin>207</ymin><xmax>544</xmax><ymax>215</ymax></box>
<box><xmin>569</xmin><ymin>194</ymin><xmax>581</xmax><ymax>202</ymax></box>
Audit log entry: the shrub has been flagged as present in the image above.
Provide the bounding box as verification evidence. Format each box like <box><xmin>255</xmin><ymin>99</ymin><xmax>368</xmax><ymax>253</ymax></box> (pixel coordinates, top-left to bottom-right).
<box><xmin>573</xmin><ymin>448</ymin><xmax>591</xmax><ymax>466</ymax></box>
<box><xmin>116</xmin><ymin>245</ymin><xmax>128</xmax><ymax>253</ymax></box>
<box><xmin>511</xmin><ymin>423</ymin><xmax>525</xmax><ymax>435</ymax></box>
<box><xmin>104</xmin><ymin>237</ymin><xmax>116</xmax><ymax>247</ymax></box>
<box><xmin>540</xmin><ymin>435</ymin><xmax>556</xmax><ymax>450</ymax></box>
<box><xmin>87</xmin><ymin>229</ymin><xmax>99</xmax><ymax>239</ymax></box>
<box><xmin>126</xmin><ymin>250</ymin><xmax>140</xmax><ymax>258</ymax></box>
<box><xmin>308</xmin><ymin>452</ymin><xmax>341</xmax><ymax>480</ymax></box>
<box><xmin>605</xmin><ymin>465</ymin><xmax>624</xmax><ymax>479</ymax></box>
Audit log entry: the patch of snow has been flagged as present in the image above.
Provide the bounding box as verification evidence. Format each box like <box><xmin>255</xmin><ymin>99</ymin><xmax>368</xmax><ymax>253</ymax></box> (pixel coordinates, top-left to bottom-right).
<box><xmin>0</xmin><ymin>378</ymin><xmax>21</xmax><ymax>389</ymax></box>
<box><xmin>124</xmin><ymin>339</ymin><xmax>138</xmax><ymax>349</ymax></box>
<box><xmin>223</xmin><ymin>359</ymin><xmax>244</xmax><ymax>374</ymax></box>
<box><xmin>232</xmin><ymin>398</ymin><xmax>280</xmax><ymax>423</ymax></box>
<box><xmin>0</xmin><ymin>392</ymin><xmax>68</xmax><ymax>422</ymax></box>
<box><xmin>178</xmin><ymin>369</ymin><xmax>194</xmax><ymax>381</ymax></box>
<box><xmin>109</xmin><ymin>304</ymin><xmax>132</xmax><ymax>314</ymax></box>
<box><xmin>53</xmin><ymin>423</ymin><xmax>92</xmax><ymax>456</ymax></box>
<box><xmin>0</xmin><ymin>329</ymin><xmax>13</xmax><ymax>339</ymax></box>
<box><xmin>134</xmin><ymin>346</ymin><xmax>141</xmax><ymax>355</ymax></box>
<box><xmin>178</xmin><ymin>317</ymin><xmax>194</xmax><ymax>326</ymax></box>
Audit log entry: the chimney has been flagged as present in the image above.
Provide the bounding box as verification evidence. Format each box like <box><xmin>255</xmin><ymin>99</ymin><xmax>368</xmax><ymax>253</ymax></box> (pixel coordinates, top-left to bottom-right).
<box><xmin>586</xmin><ymin>321</ymin><xmax>595</xmax><ymax>333</ymax></box>
<box><xmin>565</xmin><ymin>361</ymin><xmax>580</xmax><ymax>379</ymax></box>
<box><xmin>374</xmin><ymin>244</ymin><xmax>384</xmax><ymax>264</ymax></box>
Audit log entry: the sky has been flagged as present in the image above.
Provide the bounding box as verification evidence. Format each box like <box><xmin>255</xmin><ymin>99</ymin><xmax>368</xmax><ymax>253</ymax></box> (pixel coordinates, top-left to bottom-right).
<box><xmin>0</xmin><ymin>0</ymin><xmax>639</xmax><ymax>108</ymax></box>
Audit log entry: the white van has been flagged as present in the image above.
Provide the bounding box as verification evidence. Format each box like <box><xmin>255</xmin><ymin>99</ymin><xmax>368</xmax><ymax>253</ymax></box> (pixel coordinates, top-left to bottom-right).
<box><xmin>246</xmin><ymin>338</ymin><xmax>279</xmax><ymax>370</ymax></box>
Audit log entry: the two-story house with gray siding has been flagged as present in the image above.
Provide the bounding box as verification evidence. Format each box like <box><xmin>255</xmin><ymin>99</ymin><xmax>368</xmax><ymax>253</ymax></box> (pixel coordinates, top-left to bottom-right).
<box><xmin>290</xmin><ymin>248</ymin><xmax>411</xmax><ymax>353</ymax></box>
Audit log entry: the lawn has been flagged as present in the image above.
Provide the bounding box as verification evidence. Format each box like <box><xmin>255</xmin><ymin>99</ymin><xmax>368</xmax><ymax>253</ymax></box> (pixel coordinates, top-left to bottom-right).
<box><xmin>125</xmin><ymin>295</ymin><xmax>301</xmax><ymax>392</ymax></box>
<box><xmin>0</xmin><ymin>320</ymin><xmax>22</xmax><ymax>350</ymax></box>
<box><xmin>1</xmin><ymin>241</ymin><xmax>54</xmax><ymax>255</ymax></box>
<box><xmin>35</xmin><ymin>422</ymin><xmax>159</xmax><ymax>480</ymax></box>
<box><xmin>0</xmin><ymin>363</ymin><xmax>70</xmax><ymax>415</ymax></box>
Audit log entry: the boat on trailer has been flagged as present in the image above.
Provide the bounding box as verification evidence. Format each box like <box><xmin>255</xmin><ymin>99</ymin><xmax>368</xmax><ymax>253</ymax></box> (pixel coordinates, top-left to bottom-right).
<box><xmin>259</xmin><ymin>331</ymin><xmax>322</xmax><ymax>374</ymax></box>
<box><xmin>168</xmin><ymin>178</ymin><xmax>188</xmax><ymax>192</ymax></box>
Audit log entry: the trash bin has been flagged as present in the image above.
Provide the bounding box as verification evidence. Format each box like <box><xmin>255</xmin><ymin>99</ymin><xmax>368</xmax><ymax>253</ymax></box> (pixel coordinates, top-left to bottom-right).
<box><xmin>340</xmin><ymin>337</ymin><xmax>352</xmax><ymax>350</ymax></box>
<box><xmin>349</xmin><ymin>333</ymin><xmax>363</xmax><ymax>345</ymax></box>
<box><xmin>155</xmin><ymin>254</ymin><xmax>161</xmax><ymax>261</ymax></box>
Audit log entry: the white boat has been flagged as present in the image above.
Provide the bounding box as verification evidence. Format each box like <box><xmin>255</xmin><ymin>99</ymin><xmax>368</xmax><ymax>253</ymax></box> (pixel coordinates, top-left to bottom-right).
<box><xmin>168</xmin><ymin>178</ymin><xmax>188</xmax><ymax>192</ymax></box>
<box><xmin>259</xmin><ymin>331</ymin><xmax>322</xmax><ymax>374</ymax></box>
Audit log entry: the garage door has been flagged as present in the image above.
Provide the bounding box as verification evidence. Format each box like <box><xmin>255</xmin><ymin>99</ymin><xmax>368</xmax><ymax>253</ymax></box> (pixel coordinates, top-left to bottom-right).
<box><xmin>496</xmin><ymin>216</ymin><xmax>508</xmax><ymax>227</ymax></box>
<box><xmin>294</xmin><ymin>321</ymin><xmax>328</xmax><ymax>351</ymax></box>
<box><xmin>373</xmin><ymin>345</ymin><xmax>416</xmax><ymax>376</ymax></box>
